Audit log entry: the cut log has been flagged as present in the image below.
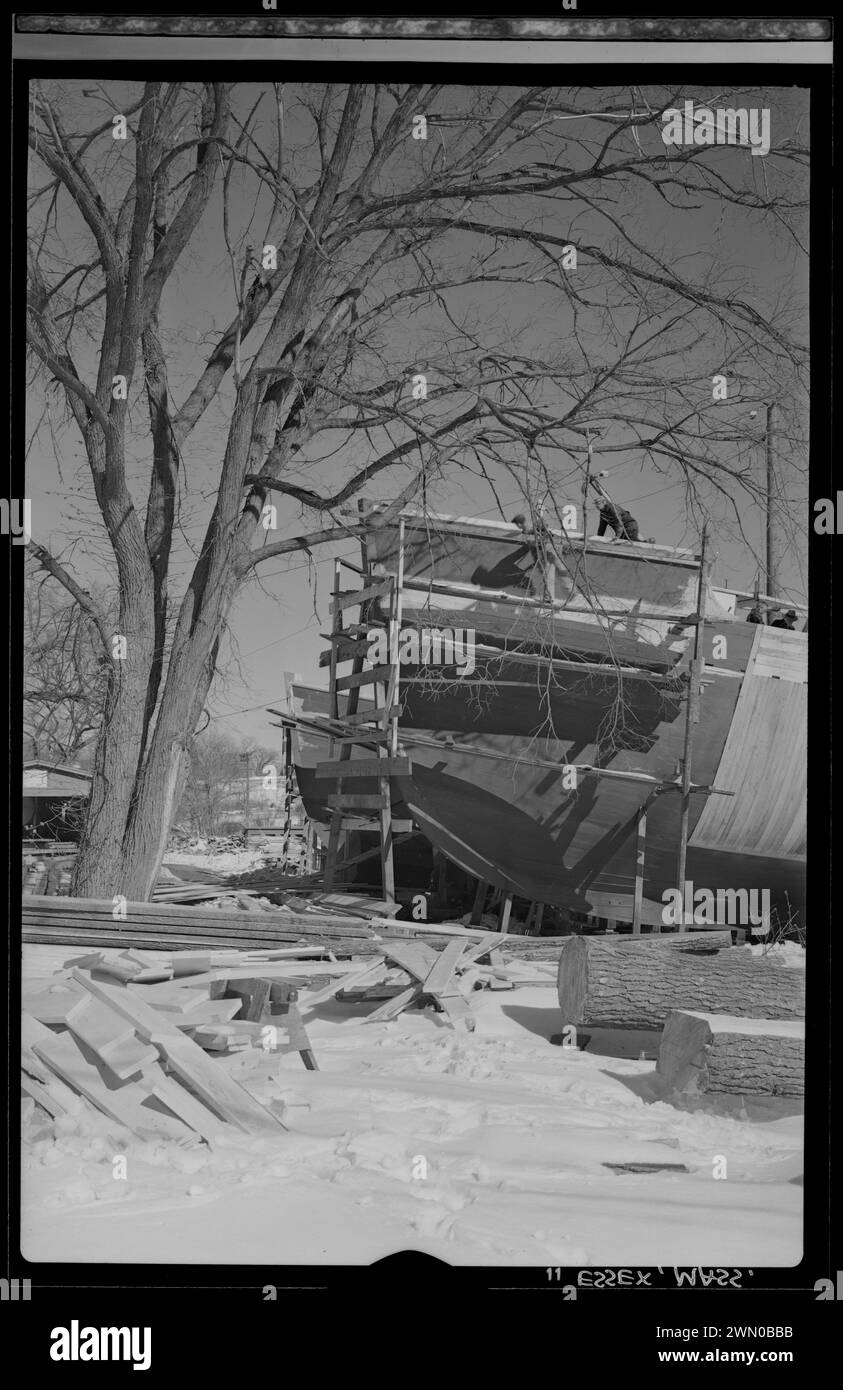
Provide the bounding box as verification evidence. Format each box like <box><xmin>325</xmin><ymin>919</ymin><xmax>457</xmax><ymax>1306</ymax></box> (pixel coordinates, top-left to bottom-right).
<box><xmin>657</xmin><ymin>1010</ymin><xmax>805</xmax><ymax>1097</ymax></box>
<box><xmin>557</xmin><ymin>937</ymin><xmax>804</xmax><ymax>1030</ymax></box>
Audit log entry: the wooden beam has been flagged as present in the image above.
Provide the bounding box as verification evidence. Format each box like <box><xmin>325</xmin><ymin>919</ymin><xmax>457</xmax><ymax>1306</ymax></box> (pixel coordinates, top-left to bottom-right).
<box><xmin>365</xmin><ymin>506</ymin><xmax>701</xmax><ymax>569</ymax></box>
<box><xmin>499</xmin><ymin>893</ymin><xmax>513</xmax><ymax>935</ymax></box>
<box><xmin>332</xmin><ymin>581</ymin><xmax>393</xmax><ymax>611</ymax></box>
<box><xmin>632</xmin><ymin>803</ymin><xmax>647</xmax><ymax>935</ymax></box>
<box><xmin>315</xmin><ymin>757</ymin><xmax>411</xmax><ymax>780</ymax></box>
<box><xmin>677</xmin><ymin>529</ymin><xmax>710</xmax><ymax>929</ymax></box>
<box><xmin>470</xmin><ymin>879</ymin><xmax>488</xmax><ymax>925</ymax></box>
<box><xmin>335</xmin><ymin>665</ymin><xmax>394</xmax><ymax>691</ymax></box>
<box><xmin>399</xmin><ymin>575</ymin><xmax>700</xmax><ymax>625</ymax></box>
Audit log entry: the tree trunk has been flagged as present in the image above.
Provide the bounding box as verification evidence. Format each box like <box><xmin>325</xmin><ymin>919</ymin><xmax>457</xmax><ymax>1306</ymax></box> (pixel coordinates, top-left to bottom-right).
<box><xmin>557</xmin><ymin>937</ymin><xmax>805</xmax><ymax>1030</ymax></box>
<box><xmin>71</xmin><ymin>579</ymin><xmax>156</xmax><ymax>899</ymax></box>
<box><xmin>657</xmin><ymin>1010</ymin><xmax>805</xmax><ymax>1096</ymax></box>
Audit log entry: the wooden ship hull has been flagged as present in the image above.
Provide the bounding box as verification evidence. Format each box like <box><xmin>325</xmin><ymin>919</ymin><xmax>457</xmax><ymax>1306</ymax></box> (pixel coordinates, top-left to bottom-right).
<box><xmin>285</xmin><ymin>510</ymin><xmax>806</xmax><ymax>920</ymax></box>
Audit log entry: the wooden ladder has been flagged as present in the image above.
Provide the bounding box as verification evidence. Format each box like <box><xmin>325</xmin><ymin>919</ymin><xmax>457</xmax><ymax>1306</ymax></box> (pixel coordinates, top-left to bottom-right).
<box><xmin>321</xmin><ymin>520</ymin><xmax>408</xmax><ymax>901</ymax></box>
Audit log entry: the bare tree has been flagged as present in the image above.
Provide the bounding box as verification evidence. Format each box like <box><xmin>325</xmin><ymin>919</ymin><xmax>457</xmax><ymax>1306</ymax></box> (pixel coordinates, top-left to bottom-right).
<box><xmin>26</xmin><ymin>81</ymin><xmax>808</xmax><ymax>898</ymax></box>
<box><xmin>177</xmin><ymin>732</ymin><xmax>280</xmax><ymax>836</ymax></box>
<box><xmin>24</xmin><ymin>559</ymin><xmax>111</xmax><ymax>762</ymax></box>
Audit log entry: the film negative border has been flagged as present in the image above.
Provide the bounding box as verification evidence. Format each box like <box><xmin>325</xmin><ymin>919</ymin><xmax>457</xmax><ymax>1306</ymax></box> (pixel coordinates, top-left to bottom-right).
<box><xmin>14</xmin><ymin>16</ymin><xmax>834</xmax><ymax>43</ymax></box>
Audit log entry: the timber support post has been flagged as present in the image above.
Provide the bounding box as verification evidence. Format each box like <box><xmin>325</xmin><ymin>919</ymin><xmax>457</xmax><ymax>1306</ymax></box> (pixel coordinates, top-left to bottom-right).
<box><xmin>632</xmin><ymin>802</ymin><xmax>647</xmax><ymax>935</ymax></box>
<box><xmin>676</xmin><ymin>527</ymin><xmax>710</xmax><ymax>931</ymax></box>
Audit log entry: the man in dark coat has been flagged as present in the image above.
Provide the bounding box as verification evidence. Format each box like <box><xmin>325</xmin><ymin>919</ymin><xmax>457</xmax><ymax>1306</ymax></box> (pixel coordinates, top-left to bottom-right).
<box><xmin>588</xmin><ymin>476</ymin><xmax>641</xmax><ymax>541</ymax></box>
<box><xmin>770</xmin><ymin>609</ymin><xmax>798</xmax><ymax>630</ymax></box>
<box><xmin>596</xmin><ymin>500</ymin><xmax>640</xmax><ymax>541</ymax></box>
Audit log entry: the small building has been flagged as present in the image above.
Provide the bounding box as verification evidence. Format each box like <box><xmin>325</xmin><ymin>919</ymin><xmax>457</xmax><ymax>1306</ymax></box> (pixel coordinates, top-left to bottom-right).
<box><xmin>22</xmin><ymin>760</ymin><xmax>91</xmax><ymax>842</ymax></box>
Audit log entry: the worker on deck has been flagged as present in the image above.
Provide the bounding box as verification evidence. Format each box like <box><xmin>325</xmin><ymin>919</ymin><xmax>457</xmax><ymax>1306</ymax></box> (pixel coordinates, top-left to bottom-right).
<box><xmin>770</xmin><ymin>609</ymin><xmax>798</xmax><ymax>630</ymax></box>
<box><xmin>596</xmin><ymin>500</ymin><xmax>640</xmax><ymax>542</ymax></box>
<box><xmin>588</xmin><ymin>477</ymin><xmax>641</xmax><ymax>542</ymax></box>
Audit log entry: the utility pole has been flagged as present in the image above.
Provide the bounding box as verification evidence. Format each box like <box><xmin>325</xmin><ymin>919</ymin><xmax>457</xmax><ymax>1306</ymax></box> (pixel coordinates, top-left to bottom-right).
<box><xmin>583</xmin><ymin>427</ymin><xmax>598</xmax><ymax>542</ymax></box>
<box><xmin>765</xmin><ymin>402</ymin><xmax>779</xmax><ymax>601</ymax></box>
<box><xmin>240</xmin><ymin>750</ymin><xmax>250</xmax><ymax>828</ymax></box>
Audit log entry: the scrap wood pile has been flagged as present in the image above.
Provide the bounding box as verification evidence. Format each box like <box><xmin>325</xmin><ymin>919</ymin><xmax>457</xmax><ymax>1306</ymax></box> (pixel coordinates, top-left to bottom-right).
<box><xmin>556</xmin><ymin>934</ymin><xmax>806</xmax><ymax>1099</ymax></box>
<box><xmin>21</xmin><ymin>943</ymin><xmax>352</xmax><ymax>1143</ymax></box>
<box><xmin>323</xmin><ymin>931</ymin><xmax>515</xmax><ymax>1030</ymax></box>
<box><xmin>22</xmin><ymin>930</ymin><xmax>518</xmax><ymax>1143</ymax></box>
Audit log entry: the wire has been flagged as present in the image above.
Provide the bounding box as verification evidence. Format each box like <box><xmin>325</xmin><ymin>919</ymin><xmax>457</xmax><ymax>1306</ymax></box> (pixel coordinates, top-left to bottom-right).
<box><xmin>237</xmin><ymin>618</ymin><xmax>320</xmax><ymax>659</ymax></box>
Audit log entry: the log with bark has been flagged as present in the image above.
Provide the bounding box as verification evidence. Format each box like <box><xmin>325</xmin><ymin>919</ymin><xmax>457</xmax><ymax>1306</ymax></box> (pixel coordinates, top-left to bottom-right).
<box><xmin>557</xmin><ymin>936</ymin><xmax>804</xmax><ymax>1030</ymax></box>
<box><xmin>657</xmin><ymin>1010</ymin><xmax>805</xmax><ymax>1097</ymax></box>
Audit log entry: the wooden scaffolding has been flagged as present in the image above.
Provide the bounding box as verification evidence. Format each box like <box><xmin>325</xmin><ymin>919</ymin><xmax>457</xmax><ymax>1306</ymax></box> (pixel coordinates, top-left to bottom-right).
<box><xmin>316</xmin><ymin>512</ymin><xmax>728</xmax><ymax>932</ymax></box>
<box><xmin>320</xmin><ymin>520</ymin><xmax>410</xmax><ymax>902</ymax></box>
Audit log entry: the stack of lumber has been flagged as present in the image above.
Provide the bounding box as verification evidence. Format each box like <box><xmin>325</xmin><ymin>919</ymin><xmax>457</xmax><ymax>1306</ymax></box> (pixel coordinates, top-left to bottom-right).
<box><xmin>24</xmin><ymin>895</ymin><xmax>730</xmax><ymax>964</ymax></box>
<box><xmin>23</xmin><ymin>894</ymin><xmax>564</xmax><ymax>960</ymax></box>
<box><xmin>20</xmin><ymin>944</ymin><xmax>359</xmax><ymax>1143</ymax></box>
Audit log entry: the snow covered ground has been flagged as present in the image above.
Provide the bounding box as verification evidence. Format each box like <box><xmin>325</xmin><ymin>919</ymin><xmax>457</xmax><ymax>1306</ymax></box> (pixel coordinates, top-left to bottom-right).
<box><xmin>20</xmin><ymin>945</ymin><xmax>803</xmax><ymax>1268</ymax></box>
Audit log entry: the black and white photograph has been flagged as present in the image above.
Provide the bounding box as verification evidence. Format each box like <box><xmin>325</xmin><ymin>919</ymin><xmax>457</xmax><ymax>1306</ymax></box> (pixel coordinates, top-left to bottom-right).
<box><xmin>7</xmin><ymin>8</ymin><xmax>834</xmax><ymax>1336</ymax></box>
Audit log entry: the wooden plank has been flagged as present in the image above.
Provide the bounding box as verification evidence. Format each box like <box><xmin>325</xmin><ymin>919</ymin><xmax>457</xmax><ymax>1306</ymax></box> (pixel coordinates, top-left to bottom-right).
<box><xmin>21</xmin><ymin>1070</ymin><xmax>73</xmax><ymax>1120</ymax></box>
<box><xmin>319</xmin><ymin>640</ymin><xmax>371</xmax><ymax>667</ymax></box>
<box><xmin>126</xmin><ymin>982</ymin><xmax>215</xmax><ymax>1013</ymax></box>
<box><xmin>23</xmin><ymin>985</ymin><xmax>87</xmax><ymax>1026</ymax></box>
<box><xmin>332</xmin><ymin>664</ymin><xmax>395</xmax><ymax>692</ymax></box>
<box><xmin>454</xmin><ymin>934</ymin><xmax>502</xmax><ymax>968</ymax></box>
<box><xmin>470</xmin><ymin>879</ymin><xmax>488</xmax><ymax>926</ymax></box>
<box><xmin>365</xmin><ymin>506</ymin><xmax>700</xmax><ymax>567</ymax></box>
<box><xmin>136</xmin><ymin>1066</ymin><xmax>233</xmax><ymax>1143</ymax></box>
<box><xmin>584</xmin><ymin>891</ymin><xmax>667</xmax><ymax>929</ymax></box>
<box><xmin>315</xmin><ymin>757</ymin><xmax>411</xmax><ymax>780</ymax></box>
<box><xmin>364</xmin><ymin>984</ymin><xmax>422</xmax><ymax>1023</ymax></box>
<box><xmin>311</xmin><ymin>892</ymin><xmax>397</xmax><ymax>916</ymax></box>
<box><xmin>499</xmin><ymin>893</ymin><xmax>513</xmax><ymax>935</ymax></box>
<box><xmin>212</xmin><ymin>977</ymin><xmax>272</xmax><ymax>1022</ymax></box>
<box><xmin>172</xmin><ymin>999</ymin><xmax>243</xmax><ymax>1027</ymax></box>
<box><xmin>340</xmin><ymin>708</ymin><xmax>398</xmax><ymax>726</ymax></box>
<box><xmin>335</xmin><ymin>818</ymin><xmax>415</xmax><ymax>832</ymax></box>
<box><xmin>300</xmin><ymin>957</ymin><xmax>390</xmax><ymax>1011</ymax></box>
<box><xmin>327</xmin><ymin>793</ymin><xmax>388</xmax><ymax>811</ymax></box>
<box><xmin>433</xmin><ymin>992</ymin><xmax>476</xmax><ymax>1031</ymax></box>
<box><xmin>632</xmin><ymin>804</ymin><xmax>647</xmax><ymax>935</ymax></box>
<box><xmin>331</xmin><ymin>731</ymin><xmax>392</xmax><ymax>745</ymax></box>
<box><xmin>332</xmin><ymin>581</ymin><xmax>393</xmax><ymax>611</ymax></box>
<box><xmin>69</xmin><ymin>971</ymin><xmax>284</xmax><ymax>1134</ymax></box>
<box><xmin>182</xmin><ymin>962</ymin><xmax>365</xmax><ymax>987</ymax></box>
<box><xmin>378</xmin><ymin>940</ymin><xmax>440</xmax><ymax>984</ymax></box>
<box><xmin>334</xmin><ymin>666</ymin><xmax>395</xmax><ymax>692</ymax></box>
<box><xmin>89</xmin><ymin>956</ymin><xmax>144</xmax><ymax>983</ymax></box>
<box><xmin>65</xmin><ymin>995</ymin><xmax>160</xmax><ymax>1080</ymax></box>
<box><xmin>399</xmin><ymin>574</ymin><xmax>698</xmax><ymax>623</ymax></box>
<box><xmin>422</xmin><ymin>938</ymin><xmax>466</xmax><ymax>996</ymax></box>
<box><xmin>24</xmin><ymin>1014</ymin><xmax>189</xmax><ymax>1140</ymax></box>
